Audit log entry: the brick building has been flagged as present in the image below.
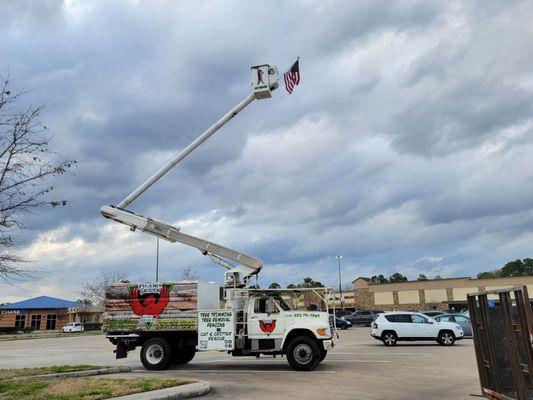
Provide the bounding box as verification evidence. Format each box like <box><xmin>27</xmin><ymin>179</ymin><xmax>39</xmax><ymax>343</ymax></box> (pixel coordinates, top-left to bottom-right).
<box><xmin>0</xmin><ymin>296</ymin><xmax>78</xmax><ymax>332</ymax></box>
<box><xmin>351</xmin><ymin>276</ymin><xmax>533</xmax><ymax>311</ymax></box>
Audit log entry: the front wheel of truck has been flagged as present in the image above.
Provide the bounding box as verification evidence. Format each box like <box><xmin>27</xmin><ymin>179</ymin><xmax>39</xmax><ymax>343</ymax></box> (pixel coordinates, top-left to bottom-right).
<box><xmin>172</xmin><ymin>346</ymin><xmax>196</xmax><ymax>365</ymax></box>
<box><xmin>140</xmin><ymin>337</ymin><xmax>172</xmax><ymax>370</ymax></box>
<box><xmin>286</xmin><ymin>336</ymin><xmax>321</xmax><ymax>371</ymax></box>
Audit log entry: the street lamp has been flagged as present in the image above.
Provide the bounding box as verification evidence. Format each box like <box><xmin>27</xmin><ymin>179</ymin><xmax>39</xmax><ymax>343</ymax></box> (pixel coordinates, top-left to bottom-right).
<box><xmin>335</xmin><ymin>255</ymin><xmax>343</xmax><ymax>310</ymax></box>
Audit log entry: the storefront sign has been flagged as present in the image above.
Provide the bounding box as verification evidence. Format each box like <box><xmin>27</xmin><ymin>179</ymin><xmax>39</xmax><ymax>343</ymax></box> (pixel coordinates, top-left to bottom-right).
<box><xmin>1</xmin><ymin>309</ymin><xmax>24</xmax><ymax>315</ymax></box>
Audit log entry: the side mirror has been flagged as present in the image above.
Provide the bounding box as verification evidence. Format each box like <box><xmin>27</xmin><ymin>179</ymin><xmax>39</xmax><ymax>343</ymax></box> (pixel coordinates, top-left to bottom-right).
<box><xmin>266</xmin><ymin>299</ymin><xmax>276</xmax><ymax>314</ymax></box>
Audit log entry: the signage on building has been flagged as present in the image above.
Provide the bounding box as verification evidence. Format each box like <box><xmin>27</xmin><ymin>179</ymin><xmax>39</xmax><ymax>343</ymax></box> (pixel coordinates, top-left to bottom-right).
<box><xmin>1</xmin><ymin>309</ymin><xmax>24</xmax><ymax>315</ymax></box>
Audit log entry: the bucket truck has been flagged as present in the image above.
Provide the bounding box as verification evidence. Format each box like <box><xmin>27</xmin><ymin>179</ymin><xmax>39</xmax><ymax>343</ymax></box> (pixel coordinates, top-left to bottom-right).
<box><xmin>102</xmin><ymin>64</ymin><xmax>336</xmax><ymax>371</ymax></box>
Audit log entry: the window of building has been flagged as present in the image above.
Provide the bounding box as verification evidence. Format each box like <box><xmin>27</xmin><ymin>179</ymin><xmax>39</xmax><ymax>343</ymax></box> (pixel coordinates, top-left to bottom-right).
<box><xmin>30</xmin><ymin>315</ymin><xmax>42</xmax><ymax>330</ymax></box>
<box><xmin>46</xmin><ymin>314</ymin><xmax>57</xmax><ymax>330</ymax></box>
<box><xmin>14</xmin><ymin>315</ymin><xmax>26</xmax><ymax>329</ymax></box>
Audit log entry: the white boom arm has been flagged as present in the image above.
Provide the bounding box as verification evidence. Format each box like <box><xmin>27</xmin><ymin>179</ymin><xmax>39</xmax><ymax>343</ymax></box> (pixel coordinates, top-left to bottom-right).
<box><xmin>101</xmin><ymin>64</ymin><xmax>279</xmax><ymax>287</ymax></box>
<box><xmin>100</xmin><ymin>205</ymin><xmax>262</xmax><ymax>286</ymax></box>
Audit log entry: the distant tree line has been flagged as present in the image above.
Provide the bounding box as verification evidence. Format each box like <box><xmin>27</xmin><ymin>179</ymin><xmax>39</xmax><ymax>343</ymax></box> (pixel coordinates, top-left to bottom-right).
<box><xmin>266</xmin><ymin>277</ymin><xmax>325</xmax><ymax>289</ymax></box>
<box><xmin>477</xmin><ymin>258</ymin><xmax>533</xmax><ymax>279</ymax></box>
<box><xmin>264</xmin><ymin>258</ymin><xmax>533</xmax><ymax>290</ymax></box>
<box><xmin>369</xmin><ymin>273</ymin><xmax>442</xmax><ymax>283</ymax></box>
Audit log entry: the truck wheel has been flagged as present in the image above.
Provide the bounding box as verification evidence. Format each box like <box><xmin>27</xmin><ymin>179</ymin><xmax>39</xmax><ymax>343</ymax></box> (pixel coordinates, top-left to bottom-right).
<box><xmin>172</xmin><ymin>346</ymin><xmax>196</xmax><ymax>365</ymax></box>
<box><xmin>140</xmin><ymin>338</ymin><xmax>172</xmax><ymax>370</ymax></box>
<box><xmin>438</xmin><ymin>331</ymin><xmax>455</xmax><ymax>346</ymax></box>
<box><xmin>286</xmin><ymin>336</ymin><xmax>321</xmax><ymax>371</ymax></box>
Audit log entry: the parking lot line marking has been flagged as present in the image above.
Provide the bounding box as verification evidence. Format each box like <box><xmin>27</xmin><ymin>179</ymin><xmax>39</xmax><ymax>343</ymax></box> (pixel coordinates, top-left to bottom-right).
<box><xmin>194</xmin><ymin>359</ymin><xmax>242</xmax><ymax>364</ymax></box>
<box><xmin>167</xmin><ymin>370</ymin><xmax>338</xmax><ymax>373</ymax></box>
<box><xmin>326</xmin><ymin>360</ymin><xmax>391</xmax><ymax>363</ymax></box>
<box><xmin>330</xmin><ymin>352</ymin><xmax>434</xmax><ymax>355</ymax></box>
<box><xmin>193</xmin><ymin>358</ymin><xmax>392</xmax><ymax>364</ymax></box>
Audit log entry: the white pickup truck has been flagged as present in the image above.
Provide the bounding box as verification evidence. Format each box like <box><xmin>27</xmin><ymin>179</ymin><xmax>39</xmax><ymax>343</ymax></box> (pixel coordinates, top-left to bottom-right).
<box><xmin>105</xmin><ymin>282</ymin><xmax>336</xmax><ymax>371</ymax></box>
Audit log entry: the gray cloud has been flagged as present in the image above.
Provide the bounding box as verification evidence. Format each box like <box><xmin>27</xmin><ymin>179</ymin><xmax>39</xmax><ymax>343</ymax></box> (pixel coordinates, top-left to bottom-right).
<box><xmin>1</xmin><ymin>0</ymin><xmax>533</xmax><ymax>301</ymax></box>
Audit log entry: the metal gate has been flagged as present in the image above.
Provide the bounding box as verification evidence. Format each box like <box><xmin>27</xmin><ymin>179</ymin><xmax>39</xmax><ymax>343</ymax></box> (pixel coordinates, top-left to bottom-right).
<box><xmin>468</xmin><ymin>286</ymin><xmax>533</xmax><ymax>399</ymax></box>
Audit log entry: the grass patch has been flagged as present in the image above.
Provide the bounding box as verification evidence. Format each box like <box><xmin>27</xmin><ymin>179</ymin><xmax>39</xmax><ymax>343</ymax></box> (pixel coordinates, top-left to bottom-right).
<box><xmin>0</xmin><ymin>331</ymin><xmax>103</xmax><ymax>341</ymax></box>
<box><xmin>0</xmin><ymin>365</ymin><xmax>104</xmax><ymax>380</ymax></box>
<box><xmin>0</xmin><ymin>377</ymin><xmax>190</xmax><ymax>400</ymax></box>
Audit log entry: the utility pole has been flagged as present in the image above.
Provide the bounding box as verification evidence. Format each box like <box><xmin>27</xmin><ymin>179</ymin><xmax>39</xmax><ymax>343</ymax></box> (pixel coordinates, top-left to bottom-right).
<box><xmin>156</xmin><ymin>238</ymin><xmax>159</xmax><ymax>282</ymax></box>
<box><xmin>336</xmin><ymin>255</ymin><xmax>343</xmax><ymax>310</ymax></box>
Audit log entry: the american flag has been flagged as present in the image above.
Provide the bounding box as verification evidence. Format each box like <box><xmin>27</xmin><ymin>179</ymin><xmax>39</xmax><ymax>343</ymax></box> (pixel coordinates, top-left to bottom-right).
<box><xmin>284</xmin><ymin>59</ymin><xmax>300</xmax><ymax>94</ymax></box>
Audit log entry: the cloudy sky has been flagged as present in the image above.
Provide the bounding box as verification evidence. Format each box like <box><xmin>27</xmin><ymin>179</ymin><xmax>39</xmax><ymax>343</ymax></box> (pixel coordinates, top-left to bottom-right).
<box><xmin>1</xmin><ymin>0</ymin><xmax>533</xmax><ymax>302</ymax></box>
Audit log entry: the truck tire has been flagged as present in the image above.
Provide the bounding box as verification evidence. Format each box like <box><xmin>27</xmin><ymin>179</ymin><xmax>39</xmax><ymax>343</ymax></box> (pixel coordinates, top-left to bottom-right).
<box><xmin>172</xmin><ymin>346</ymin><xmax>196</xmax><ymax>365</ymax></box>
<box><xmin>140</xmin><ymin>337</ymin><xmax>172</xmax><ymax>370</ymax></box>
<box><xmin>319</xmin><ymin>349</ymin><xmax>327</xmax><ymax>363</ymax></box>
<box><xmin>286</xmin><ymin>336</ymin><xmax>321</xmax><ymax>371</ymax></box>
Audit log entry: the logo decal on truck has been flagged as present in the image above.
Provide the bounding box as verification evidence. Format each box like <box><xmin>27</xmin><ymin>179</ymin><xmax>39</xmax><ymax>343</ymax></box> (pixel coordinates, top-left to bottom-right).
<box><xmin>259</xmin><ymin>319</ymin><xmax>276</xmax><ymax>334</ymax></box>
<box><xmin>128</xmin><ymin>282</ymin><xmax>173</xmax><ymax>317</ymax></box>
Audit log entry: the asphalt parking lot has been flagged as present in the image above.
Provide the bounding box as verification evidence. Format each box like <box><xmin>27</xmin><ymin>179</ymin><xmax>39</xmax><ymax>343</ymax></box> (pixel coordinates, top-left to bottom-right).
<box><xmin>0</xmin><ymin>327</ymin><xmax>480</xmax><ymax>399</ymax></box>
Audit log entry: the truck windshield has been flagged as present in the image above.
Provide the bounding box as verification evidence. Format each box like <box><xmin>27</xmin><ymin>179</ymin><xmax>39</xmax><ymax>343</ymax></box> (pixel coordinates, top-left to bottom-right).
<box><xmin>275</xmin><ymin>296</ymin><xmax>292</xmax><ymax>311</ymax></box>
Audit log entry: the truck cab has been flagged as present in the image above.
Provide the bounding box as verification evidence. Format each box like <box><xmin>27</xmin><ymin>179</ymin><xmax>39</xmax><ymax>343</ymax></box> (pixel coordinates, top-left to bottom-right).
<box><xmin>226</xmin><ymin>288</ymin><xmax>336</xmax><ymax>370</ymax></box>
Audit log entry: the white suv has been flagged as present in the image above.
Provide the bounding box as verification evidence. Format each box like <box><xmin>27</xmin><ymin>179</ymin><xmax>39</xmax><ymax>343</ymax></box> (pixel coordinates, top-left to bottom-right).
<box><xmin>370</xmin><ymin>312</ymin><xmax>464</xmax><ymax>346</ymax></box>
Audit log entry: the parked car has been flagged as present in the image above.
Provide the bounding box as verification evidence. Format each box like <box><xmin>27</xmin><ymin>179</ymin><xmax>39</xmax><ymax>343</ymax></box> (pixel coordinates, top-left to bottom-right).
<box><xmin>420</xmin><ymin>310</ymin><xmax>455</xmax><ymax>318</ymax></box>
<box><xmin>344</xmin><ymin>310</ymin><xmax>379</xmax><ymax>326</ymax></box>
<box><xmin>335</xmin><ymin>309</ymin><xmax>354</xmax><ymax>318</ymax></box>
<box><xmin>335</xmin><ymin>317</ymin><xmax>352</xmax><ymax>330</ymax></box>
<box><xmin>61</xmin><ymin>322</ymin><xmax>84</xmax><ymax>333</ymax></box>
<box><xmin>370</xmin><ymin>311</ymin><xmax>464</xmax><ymax>346</ymax></box>
<box><xmin>434</xmin><ymin>313</ymin><xmax>472</xmax><ymax>337</ymax></box>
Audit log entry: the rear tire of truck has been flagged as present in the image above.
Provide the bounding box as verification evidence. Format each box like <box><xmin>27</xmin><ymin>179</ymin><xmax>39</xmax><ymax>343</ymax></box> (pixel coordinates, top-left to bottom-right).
<box><xmin>286</xmin><ymin>336</ymin><xmax>321</xmax><ymax>371</ymax></box>
<box><xmin>140</xmin><ymin>337</ymin><xmax>172</xmax><ymax>370</ymax></box>
<box><xmin>172</xmin><ymin>346</ymin><xmax>196</xmax><ymax>365</ymax></box>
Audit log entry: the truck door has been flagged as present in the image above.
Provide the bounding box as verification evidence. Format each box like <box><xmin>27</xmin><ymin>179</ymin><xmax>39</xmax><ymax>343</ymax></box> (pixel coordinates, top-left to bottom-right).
<box><xmin>248</xmin><ymin>297</ymin><xmax>285</xmax><ymax>340</ymax></box>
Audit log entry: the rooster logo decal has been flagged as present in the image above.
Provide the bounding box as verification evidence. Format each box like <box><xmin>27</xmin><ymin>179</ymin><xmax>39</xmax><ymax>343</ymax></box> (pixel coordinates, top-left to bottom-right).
<box><xmin>128</xmin><ymin>283</ymin><xmax>172</xmax><ymax>317</ymax></box>
<box><xmin>259</xmin><ymin>319</ymin><xmax>276</xmax><ymax>334</ymax></box>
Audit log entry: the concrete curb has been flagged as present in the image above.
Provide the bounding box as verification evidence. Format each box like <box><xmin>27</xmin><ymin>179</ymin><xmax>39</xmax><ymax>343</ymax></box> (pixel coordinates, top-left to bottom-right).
<box><xmin>109</xmin><ymin>381</ymin><xmax>211</xmax><ymax>400</ymax></box>
<box><xmin>13</xmin><ymin>366</ymin><xmax>131</xmax><ymax>380</ymax></box>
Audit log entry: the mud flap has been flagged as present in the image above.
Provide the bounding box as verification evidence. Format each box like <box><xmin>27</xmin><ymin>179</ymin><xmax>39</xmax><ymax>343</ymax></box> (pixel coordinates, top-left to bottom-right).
<box><xmin>114</xmin><ymin>342</ymin><xmax>128</xmax><ymax>359</ymax></box>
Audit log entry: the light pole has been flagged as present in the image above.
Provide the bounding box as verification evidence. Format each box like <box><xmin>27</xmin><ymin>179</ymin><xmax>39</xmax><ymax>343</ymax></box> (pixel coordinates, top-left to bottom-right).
<box><xmin>336</xmin><ymin>255</ymin><xmax>343</xmax><ymax>310</ymax></box>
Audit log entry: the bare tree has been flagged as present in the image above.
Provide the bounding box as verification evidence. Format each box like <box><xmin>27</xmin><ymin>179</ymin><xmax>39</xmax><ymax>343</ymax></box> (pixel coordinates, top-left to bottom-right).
<box><xmin>80</xmin><ymin>269</ymin><xmax>128</xmax><ymax>306</ymax></box>
<box><xmin>0</xmin><ymin>78</ymin><xmax>75</xmax><ymax>281</ymax></box>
